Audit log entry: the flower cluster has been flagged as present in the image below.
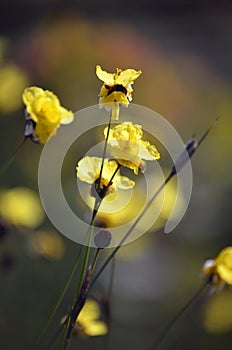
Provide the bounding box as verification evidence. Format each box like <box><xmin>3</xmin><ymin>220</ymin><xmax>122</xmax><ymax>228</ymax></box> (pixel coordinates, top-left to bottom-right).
<box><xmin>76</xmin><ymin>121</ymin><xmax>160</xmax><ymax>199</ymax></box>
<box><xmin>76</xmin><ymin>66</ymin><xmax>160</xmax><ymax>205</ymax></box>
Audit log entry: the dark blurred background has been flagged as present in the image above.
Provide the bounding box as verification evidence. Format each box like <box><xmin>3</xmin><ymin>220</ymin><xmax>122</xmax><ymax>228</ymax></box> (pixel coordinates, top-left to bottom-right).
<box><xmin>0</xmin><ymin>1</ymin><xmax>232</xmax><ymax>349</ymax></box>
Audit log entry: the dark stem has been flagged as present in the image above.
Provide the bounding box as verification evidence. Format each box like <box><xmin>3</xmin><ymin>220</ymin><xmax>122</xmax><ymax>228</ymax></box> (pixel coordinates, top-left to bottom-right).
<box><xmin>97</xmin><ymin>113</ymin><xmax>112</xmax><ymax>192</ymax></box>
<box><xmin>90</xmin><ymin>172</ymin><xmax>172</xmax><ymax>288</ymax></box>
<box><xmin>197</xmin><ymin>116</ymin><xmax>220</xmax><ymax>148</ymax></box>
<box><xmin>64</xmin><ymin>249</ymin><xmax>101</xmax><ymax>347</ymax></box>
<box><xmin>151</xmin><ymin>283</ymin><xmax>207</xmax><ymax>350</ymax></box>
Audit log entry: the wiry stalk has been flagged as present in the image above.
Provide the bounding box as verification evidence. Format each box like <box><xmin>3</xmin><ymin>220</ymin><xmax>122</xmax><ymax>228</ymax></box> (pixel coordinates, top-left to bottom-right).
<box><xmin>0</xmin><ymin>137</ymin><xmax>27</xmax><ymax>177</ymax></box>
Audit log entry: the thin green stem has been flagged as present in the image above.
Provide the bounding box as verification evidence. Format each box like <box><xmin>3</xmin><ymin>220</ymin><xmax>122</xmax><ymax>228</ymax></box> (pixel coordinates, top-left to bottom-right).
<box><xmin>0</xmin><ymin>137</ymin><xmax>27</xmax><ymax>177</ymax></box>
<box><xmin>71</xmin><ymin>205</ymin><xmax>98</xmax><ymax>301</ymax></box>
<box><xmin>29</xmin><ymin>245</ymin><xmax>83</xmax><ymax>350</ymax></box>
<box><xmin>151</xmin><ymin>283</ymin><xmax>207</xmax><ymax>350</ymax></box>
<box><xmin>62</xmin><ymin>334</ymin><xmax>71</xmax><ymax>350</ymax></box>
<box><xmin>74</xmin><ymin>243</ymin><xmax>91</xmax><ymax>298</ymax></box>
<box><xmin>91</xmin><ymin>248</ymin><xmax>101</xmax><ymax>273</ymax></box>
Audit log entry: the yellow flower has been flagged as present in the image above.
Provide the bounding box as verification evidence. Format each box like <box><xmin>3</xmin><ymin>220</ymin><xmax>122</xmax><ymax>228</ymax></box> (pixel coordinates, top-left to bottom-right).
<box><xmin>202</xmin><ymin>247</ymin><xmax>232</xmax><ymax>292</ymax></box>
<box><xmin>22</xmin><ymin>86</ymin><xmax>73</xmax><ymax>143</ymax></box>
<box><xmin>73</xmin><ymin>299</ymin><xmax>108</xmax><ymax>336</ymax></box>
<box><xmin>76</xmin><ymin>156</ymin><xmax>134</xmax><ymax>197</ymax></box>
<box><xmin>104</xmin><ymin>122</ymin><xmax>160</xmax><ymax>174</ymax></box>
<box><xmin>96</xmin><ymin>65</ymin><xmax>142</xmax><ymax>120</ymax></box>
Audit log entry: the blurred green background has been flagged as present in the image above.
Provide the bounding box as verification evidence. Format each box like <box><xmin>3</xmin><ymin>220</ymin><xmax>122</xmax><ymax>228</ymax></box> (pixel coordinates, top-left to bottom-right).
<box><xmin>0</xmin><ymin>1</ymin><xmax>232</xmax><ymax>349</ymax></box>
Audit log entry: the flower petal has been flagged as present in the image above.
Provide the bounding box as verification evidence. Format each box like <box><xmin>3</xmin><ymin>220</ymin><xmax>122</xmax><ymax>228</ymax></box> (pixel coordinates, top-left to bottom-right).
<box><xmin>116</xmin><ymin>69</ymin><xmax>142</xmax><ymax>85</ymax></box>
<box><xmin>78</xmin><ymin>299</ymin><xmax>101</xmax><ymax>323</ymax></box>
<box><xmin>76</xmin><ymin>156</ymin><xmax>102</xmax><ymax>184</ymax></box>
<box><xmin>100</xmin><ymin>91</ymin><xmax>129</xmax><ymax>106</ymax></box>
<box><xmin>117</xmin><ymin>159</ymin><xmax>139</xmax><ymax>175</ymax></box>
<box><xmin>84</xmin><ymin>321</ymin><xmax>108</xmax><ymax>336</ymax></box>
<box><xmin>115</xmin><ymin>176</ymin><xmax>135</xmax><ymax>189</ymax></box>
<box><xmin>96</xmin><ymin>65</ymin><xmax>115</xmax><ymax>85</ymax></box>
<box><xmin>216</xmin><ymin>247</ymin><xmax>232</xmax><ymax>285</ymax></box>
<box><xmin>60</xmin><ymin>106</ymin><xmax>74</xmax><ymax>124</ymax></box>
<box><xmin>84</xmin><ymin>321</ymin><xmax>108</xmax><ymax>337</ymax></box>
<box><xmin>138</xmin><ymin>140</ymin><xmax>160</xmax><ymax>160</ymax></box>
<box><xmin>104</xmin><ymin>122</ymin><xmax>160</xmax><ymax>173</ymax></box>
<box><xmin>34</xmin><ymin>120</ymin><xmax>58</xmax><ymax>143</ymax></box>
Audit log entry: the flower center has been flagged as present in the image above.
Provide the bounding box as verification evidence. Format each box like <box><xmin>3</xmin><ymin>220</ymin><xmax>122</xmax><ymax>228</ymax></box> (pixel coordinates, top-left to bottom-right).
<box><xmin>105</xmin><ymin>84</ymin><xmax>127</xmax><ymax>96</ymax></box>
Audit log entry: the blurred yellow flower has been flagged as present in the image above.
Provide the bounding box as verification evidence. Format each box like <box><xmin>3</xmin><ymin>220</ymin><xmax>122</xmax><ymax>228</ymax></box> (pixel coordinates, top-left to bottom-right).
<box><xmin>104</xmin><ymin>122</ymin><xmax>160</xmax><ymax>174</ymax></box>
<box><xmin>76</xmin><ymin>156</ymin><xmax>134</xmax><ymax>197</ymax></box>
<box><xmin>74</xmin><ymin>299</ymin><xmax>108</xmax><ymax>336</ymax></box>
<box><xmin>95</xmin><ymin>177</ymin><xmax>185</xmax><ymax>234</ymax></box>
<box><xmin>96</xmin><ymin>65</ymin><xmax>142</xmax><ymax>120</ymax></box>
<box><xmin>202</xmin><ymin>247</ymin><xmax>232</xmax><ymax>292</ymax></box>
<box><xmin>0</xmin><ymin>64</ymin><xmax>29</xmax><ymax>113</ymax></box>
<box><xmin>22</xmin><ymin>86</ymin><xmax>73</xmax><ymax>143</ymax></box>
<box><xmin>0</xmin><ymin>187</ymin><xmax>44</xmax><ymax>228</ymax></box>
<box><xmin>203</xmin><ymin>291</ymin><xmax>232</xmax><ymax>334</ymax></box>
<box><xmin>27</xmin><ymin>230</ymin><xmax>65</xmax><ymax>261</ymax></box>
<box><xmin>215</xmin><ymin>247</ymin><xmax>232</xmax><ymax>285</ymax></box>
